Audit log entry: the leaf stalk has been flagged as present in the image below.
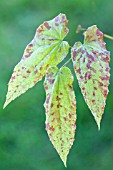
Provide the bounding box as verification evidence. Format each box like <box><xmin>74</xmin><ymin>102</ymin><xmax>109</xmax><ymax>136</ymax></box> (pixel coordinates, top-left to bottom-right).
<box><xmin>60</xmin><ymin>58</ymin><xmax>72</xmax><ymax>69</ymax></box>
<box><xmin>104</xmin><ymin>34</ymin><xmax>113</xmax><ymax>40</ymax></box>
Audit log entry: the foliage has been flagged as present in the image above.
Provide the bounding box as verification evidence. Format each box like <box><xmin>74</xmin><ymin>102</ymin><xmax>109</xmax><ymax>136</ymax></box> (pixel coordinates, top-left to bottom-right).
<box><xmin>4</xmin><ymin>13</ymin><xmax>69</xmax><ymax>108</ymax></box>
<box><xmin>44</xmin><ymin>66</ymin><xmax>76</xmax><ymax>166</ymax></box>
<box><xmin>72</xmin><ymin>25</ymin><xmax>110</xmax><ymax>129</ymax></box>
<box><xmin>4</xmin><ymin>13</ymin><xmax>110</xmax><ymax>166</ymax></box>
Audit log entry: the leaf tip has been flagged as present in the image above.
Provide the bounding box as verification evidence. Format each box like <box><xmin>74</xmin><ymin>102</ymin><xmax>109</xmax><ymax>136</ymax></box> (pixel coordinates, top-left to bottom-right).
<box><xmin>97</xmin><ymin>122</ymin><xmax>100</xmax><ymax>131</ymax></box>
<box><xmin>60</xmin><ymin>155</ymin><xmax>67</xmax><ymax>167</ymax></box>
<box><xmin>95</xmin><ymin>116</ymin><xmax>102</xmax><ymax>131</ymax></box>
<box><xmin>3</xmin><ymin>96</ymin><xmax>11</xmax><ymax>109</ymax></box>
<box><xmin>64</xmin><ymin>162</ymin><xmax>67</xmax><ymax>168</ymax></box>
<box><xmin>3</xmin><ymin>101</ymin><xmax>8</xmax><ymax>109</ymax></box>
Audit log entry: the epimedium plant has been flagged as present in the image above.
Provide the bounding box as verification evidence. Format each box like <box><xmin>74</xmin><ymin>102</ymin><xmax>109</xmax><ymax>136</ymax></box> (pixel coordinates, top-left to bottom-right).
<box><xmin>4</xmin><ymin>13</ymin><xmax>111</xmax><ymax>166</ymax></box>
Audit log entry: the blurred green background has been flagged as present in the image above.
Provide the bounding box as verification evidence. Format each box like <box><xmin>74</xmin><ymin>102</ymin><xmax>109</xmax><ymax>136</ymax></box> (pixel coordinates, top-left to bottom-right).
<box><xmin>0</xmin><ymin>0</ymin><xmax>113</xmax><ymax>170</ymax></box>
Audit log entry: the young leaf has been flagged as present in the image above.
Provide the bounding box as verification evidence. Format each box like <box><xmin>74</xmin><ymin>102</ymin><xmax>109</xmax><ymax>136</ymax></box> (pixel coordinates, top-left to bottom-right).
<box><xmin>4</xmin><ymin>13</ymin><xmax>69</xmax><ymax>108</ymax></box>
<box><xmin>71</xmin><ymin>25</ymin><xmax>110</xmax><ymax>129</ymax></box>
<box><xmin>44</xmin><ymin>66</ymin><xmax>76</xmax><ymax>166</ymax></box>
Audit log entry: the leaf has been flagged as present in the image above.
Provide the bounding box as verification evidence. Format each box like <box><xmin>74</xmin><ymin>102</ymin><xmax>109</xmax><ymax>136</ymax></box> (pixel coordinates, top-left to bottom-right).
<box><xmin>44</xmin><ymin>66</ymin><xmax>76</xmax><ymax>166</ymax></box>
<box><xmin>4</xmin><ymin>13</ymin><xmax>69</xmax><ymax>108</ymax></box>
<box><xmin>71</xmin><ymin>25</ymin><xmax>110</xmax><ymax>129</ymax></box>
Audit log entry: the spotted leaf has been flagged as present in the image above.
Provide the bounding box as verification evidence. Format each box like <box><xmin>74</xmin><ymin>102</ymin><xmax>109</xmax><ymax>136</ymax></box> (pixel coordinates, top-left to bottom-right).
<box><xmin>44</xmin><ymin>66</ymin><xmax>76</xmax><ymax>166</ymax></box>
<box><xmin>4</xmin><ymin>13</ymin><xmax>69</xmax><ymax>108</ymax></box>
<box><xmin>71</xmin><ymin>25</ymin><xmax>110</xmax><ymax>129</ymax></box>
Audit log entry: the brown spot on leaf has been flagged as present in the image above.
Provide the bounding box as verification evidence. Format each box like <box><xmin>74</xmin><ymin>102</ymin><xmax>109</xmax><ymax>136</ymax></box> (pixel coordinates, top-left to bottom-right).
<box><xmin>68</xmin><ymin>85</ymin><xmax>72</xmax><ymax>89</ymax></box>
<box><xmin>23</xmin><ymin>76</ymin><xmax>26</xmax><ymax>78</ymax></box>
<box><xmin>57</xmin><ymin>104</ymin><xmax>62</xmax><ymax>108</ymax></box>
<box><xmin>56</xmin><ymin>96</ymin><xmax>60</xmax><ymax>101</ymax></box>
<box><xmin>76</xmin><ymin>68</ymin><xmax>81</xmax><ymax>74</ymax></box>
<box><xmin>69</xmin><ymin>114</ymin><xmax>72</xmax><ymax>118</ymax></box>
<box><xmin>49</xmin><ymin>126</ymin><xmax>55</xmax><ymax>131</ymax></box>
<box><xmin>40</xmin><ymin>66</ymin><xmax>42</xmax><ymax>71</ymax></box>
<box><xmin>29</xmin><ymin>43</ymin><xmax>33</xmax><ymax>47</ymax></box>
<box><xmin>64</xmin><ymin>117</ymin><xmax>67</xmax><ymax>121</ymax></box>
<box><xmin>27</xmin><ymin>70</ymin><xmax>31</xmax><ymax>73</ymax></box>
<box><xmin>44</xmin><ymin>22</ymin><xmax>51</xmax><ymax>30</ymax></box>
<box><xmin>94</xmin><ymin>87</ymin><xmax>97</xmax><ymax>90</ymax></box>
<box><xmin>83</xmin><ymin>58</ymin><xmax>85</xmax><ymax>63</ymax></box>
<box><xmin>102</xmin><ymin>56</ymin><xmax>110</xmax><ymax>62</ymax></box>
<box><xmin>93</xmin><ymin>92</ymin><xmax>95</xmax><ymax>96</ymax></box>
<box><xmin>46</xmin><ymin>95</ymin><xmax>51</xmax><ymax>104</ymax></box>
<box><xmin>51</xmin><ymin>103</ymin><xmax>53</xmax><ymax>108</ymax></box>
<box><xmin>37</xmin><ymin>26</ymin><xmax>44</xmax><ymax>33</ymax></box>
<box><xmin>45</xmin><ymin>86</ymin><xmax>48</xmax><ymax>90</ymax></box>
<box><xmin>49</xmin><ymin>79</ymin><xmax>54</xmax><ymax>84</ymax></box>
<box><xmin>101</xmin><ymin>76</ymin><xmax>109</xmax><ymax>81</ymax></box>
<box><xmin>103</xmin><ymin>90</ymin><xmax>108</xmax><ymax>98</ymax></box>
<box><xmin>99</xmin><ymin>82</ymin><xmax>103</xmax><ymax>86</ymax></box>
<box><xmin>11</xmin><ymin>76</ymin><xmax>15</xmax><ymax>82</ymax></box>
<box><xmin>80</xmin><ymin>76</ymin><xmax>83</xmax><ymax>79</ymax></box>
<box><xmin>92</xmin><ymin>100</ymin><xmax>95</xmax><ymax>103</ymax></box>
<box><xmin>34</xmin><ymin>69</ymin><xmax>38</xmax><ymax>74</ymax></box>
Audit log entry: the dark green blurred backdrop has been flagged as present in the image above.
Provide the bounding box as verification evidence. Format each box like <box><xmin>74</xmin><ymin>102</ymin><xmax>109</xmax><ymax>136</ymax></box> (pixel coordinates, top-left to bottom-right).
<box><xmin>0</xmin><ymin>0</ymin><xmax>113</xmax><ymax>170</ymax></box>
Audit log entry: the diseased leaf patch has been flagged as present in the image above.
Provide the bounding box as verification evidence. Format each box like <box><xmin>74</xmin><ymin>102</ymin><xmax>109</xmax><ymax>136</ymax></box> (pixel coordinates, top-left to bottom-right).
<box><xmin>71</xmin><ymin>25</ymin><xmax>110</xmax><ymax>129</ymax></box>
<box><xmin>44</xmin><ymin>66</ymin><xmax>76</xmax><ymax>166</ymax></box>
<box><xmin>4</xmin><ymin>13</ymin><xmax>69</xmax><ymax>108</ymax></box>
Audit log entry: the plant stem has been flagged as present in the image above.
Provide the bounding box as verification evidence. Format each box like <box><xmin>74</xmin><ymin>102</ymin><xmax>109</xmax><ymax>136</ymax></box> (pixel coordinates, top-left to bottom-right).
<box><xmin>60</xmin><ymin>58</ymin><xmax>72</xmax><ymax>69</ymax></box>
<box><xmin>104</xmin><ymin>34</ymin><xmax>113</xmax><ymax>40</ymax></box>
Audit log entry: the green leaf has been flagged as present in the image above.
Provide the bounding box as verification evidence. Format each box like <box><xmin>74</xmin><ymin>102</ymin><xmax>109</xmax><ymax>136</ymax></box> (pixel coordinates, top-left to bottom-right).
<box><xmin>44</xmin><ymin>66</ymin><xmax>76</xmax><ymax>166</ymax></box>
<box><xmin>71</xmin><ymin>25</ymin><xmax>110</xmax><ymax>129</ymax></box>
<box><xmin>4</xmin><ymin>13</ymin><xmax>69</xmax><ymax>108</ymax></box>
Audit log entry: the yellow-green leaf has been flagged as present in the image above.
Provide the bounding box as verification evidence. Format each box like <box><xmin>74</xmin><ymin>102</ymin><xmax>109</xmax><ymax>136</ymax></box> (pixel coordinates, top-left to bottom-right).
<box><xmin>71</xmin><ymin>25</ymin><xmax>110</xmax><ymax>129</ymax></box>
<box><xmin>44</xmin><ymin>66</ymin><xmax>76</xmax><ymax>166</ymax></box>
<box><xmin>4</xmin><ymin>13</ymin><xmax>69</xmax><ymax>108</ymax></box>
